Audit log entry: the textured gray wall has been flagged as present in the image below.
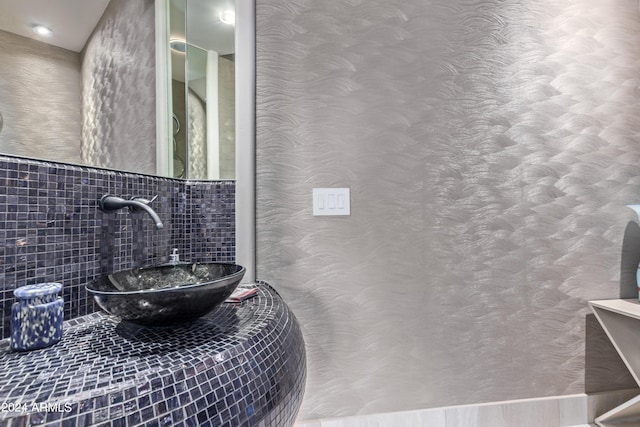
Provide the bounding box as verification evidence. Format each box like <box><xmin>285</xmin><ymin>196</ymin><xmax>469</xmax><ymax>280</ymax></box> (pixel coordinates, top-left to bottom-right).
<box><xmin>187</xmin><ymin>90</ymin><xmax>207</xmax><ymax>179</ymax></box>
<box><xmin>255</xmin><ymin>0</ymin><xmax>640</xmax><ymax>420</ymax></box>
<box><xmin>0</xmin><ymin>30</ymin><xmax>82</xmax><ymax>164</ymax></box>
<box><xmin>81</xmin><ymin>0</ymin><xmax>156</xmax><ymax>175</ymax></box>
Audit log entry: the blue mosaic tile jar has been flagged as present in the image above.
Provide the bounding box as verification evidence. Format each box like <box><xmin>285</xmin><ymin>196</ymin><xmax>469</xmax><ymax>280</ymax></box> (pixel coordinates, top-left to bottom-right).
<box><xmin>10</xmin><ymin>283</ymin><xmax>63</xmax><ymax>351</ymax></box>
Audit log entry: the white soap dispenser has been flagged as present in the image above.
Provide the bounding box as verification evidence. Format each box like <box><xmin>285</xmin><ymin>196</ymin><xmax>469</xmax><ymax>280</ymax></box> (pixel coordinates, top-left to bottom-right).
<box><xmin>169</xmin><ymin>248</ymin><xmax>180</xmax><ymax>265</ymax></box>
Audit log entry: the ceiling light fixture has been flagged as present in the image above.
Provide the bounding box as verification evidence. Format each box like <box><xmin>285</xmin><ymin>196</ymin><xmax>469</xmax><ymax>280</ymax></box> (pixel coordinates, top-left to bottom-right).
<box><xmin>219</xmin><ymin>10</ymin><xmax>235</xmax><ymax>25</ymax></box>
<box><xmin>32</xmin><ymin>25</ymin><xmax>53</xmax><ymax>37</ymax></box>
<box><xmin>170</xmin><ymin>38</ymin><xmax>187</xmax><ymax>53</ymax></box>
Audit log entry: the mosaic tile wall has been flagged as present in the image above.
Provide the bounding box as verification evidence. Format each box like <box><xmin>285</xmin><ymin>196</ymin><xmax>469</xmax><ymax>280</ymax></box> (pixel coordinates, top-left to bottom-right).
<box><xmin>0</xmin><ymin>155</ymin><xmax>235</xmax><ymax>339</ymax></box>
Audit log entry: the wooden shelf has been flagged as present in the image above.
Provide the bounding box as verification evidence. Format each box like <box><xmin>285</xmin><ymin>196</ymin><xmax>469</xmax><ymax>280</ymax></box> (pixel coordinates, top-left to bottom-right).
<box><xmin>589</xmin><ymin>299</ymin><xmax>640</xmax><ymax>426</ymax></box>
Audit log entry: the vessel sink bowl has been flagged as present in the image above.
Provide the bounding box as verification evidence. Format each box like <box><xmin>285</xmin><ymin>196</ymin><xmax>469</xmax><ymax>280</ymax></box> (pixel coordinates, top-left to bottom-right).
<box><xmin>86</xmin><ymin>263</ymin><xmax>245</xmax><ymax>326</ymax></box>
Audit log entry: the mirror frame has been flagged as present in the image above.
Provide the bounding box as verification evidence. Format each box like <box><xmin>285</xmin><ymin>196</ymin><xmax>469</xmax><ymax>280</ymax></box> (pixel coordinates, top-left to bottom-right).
<box><xmin>235</xmin><ymin>0</ymin><xmax>256</xmax><ymax>283</ymax></box>
<box><xmin>155</xmin><ymin>0</ymin><xmax>255</xmax><ymax>282</ymax></box>
<box><xmin>155</xmin><ymin>0</ymin><xmax>171</xmax><ymax>179</ymax></box>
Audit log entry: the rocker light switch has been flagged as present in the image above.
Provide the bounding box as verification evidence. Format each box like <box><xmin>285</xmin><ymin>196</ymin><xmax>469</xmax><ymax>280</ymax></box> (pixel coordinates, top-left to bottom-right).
<box><xmin>313</xmin><ymin>188</ymin><xmax>350</xmax><ymax>216</ymax></box>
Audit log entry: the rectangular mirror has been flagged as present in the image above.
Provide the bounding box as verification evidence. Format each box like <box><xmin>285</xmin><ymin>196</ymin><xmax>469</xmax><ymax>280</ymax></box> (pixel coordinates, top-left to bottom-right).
<box><xmin>0</xmin><ymin>0</ymin><xmax>236</xmax><ymax>180</ymax></box>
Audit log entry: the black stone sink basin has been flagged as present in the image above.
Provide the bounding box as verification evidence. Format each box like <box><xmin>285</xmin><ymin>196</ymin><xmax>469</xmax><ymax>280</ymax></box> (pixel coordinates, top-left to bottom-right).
<box><xmin>86</xmin><ymin>263</ymin><xmax>245</xmax><ymax>326</ymax></box>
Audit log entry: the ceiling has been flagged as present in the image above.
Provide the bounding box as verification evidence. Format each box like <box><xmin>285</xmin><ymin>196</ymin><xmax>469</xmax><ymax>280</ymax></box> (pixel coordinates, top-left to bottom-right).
<box><xmin>0</xmin><ymin>0</ymin><xmax>235</xmax><ymax>54</ymax></box>
<box><xmin>188</xmin><ymin>0</ymin><xmax>235</xmax><ymax>55</ymax></box>
<box><xmin>0</xmin><ymin>0</ymin><xmax>110</xmax><ymax>52</ymax></box>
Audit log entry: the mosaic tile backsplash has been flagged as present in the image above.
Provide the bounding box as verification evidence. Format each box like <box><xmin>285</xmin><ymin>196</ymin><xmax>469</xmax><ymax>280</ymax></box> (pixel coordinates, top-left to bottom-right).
<box><xmin>0</xmin><ymin>155</ymin><xmax>235</xmax><ymax>339</ymax></box>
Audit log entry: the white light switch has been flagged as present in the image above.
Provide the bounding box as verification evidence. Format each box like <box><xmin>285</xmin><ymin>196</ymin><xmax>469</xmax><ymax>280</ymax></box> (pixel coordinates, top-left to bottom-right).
<box><xmin>313</xmin><ymin>188</ymin><xmax>350</xmax><ymax>216</ymax></box>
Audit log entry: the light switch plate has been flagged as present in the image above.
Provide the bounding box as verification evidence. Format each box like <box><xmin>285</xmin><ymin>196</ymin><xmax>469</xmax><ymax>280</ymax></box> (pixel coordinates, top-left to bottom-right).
<box><xmin>313</xmin><ymin>188</ymin><xmax>350</xmax><ymax>216</ymax></box>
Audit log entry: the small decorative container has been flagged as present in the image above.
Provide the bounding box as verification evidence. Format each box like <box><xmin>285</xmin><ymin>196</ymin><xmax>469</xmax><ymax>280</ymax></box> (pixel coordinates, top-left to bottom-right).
<box><xmin>11</xmin><ymin>283</ymin><xmax>63</xmax><ymax>351</ymax></box>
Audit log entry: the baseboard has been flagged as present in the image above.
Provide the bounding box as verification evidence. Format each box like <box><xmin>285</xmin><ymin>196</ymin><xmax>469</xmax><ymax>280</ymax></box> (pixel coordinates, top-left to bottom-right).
<box><xmin>295</xmin><ymin>390</ymin><xmax>639</xmax><ymax>427</ymax></box>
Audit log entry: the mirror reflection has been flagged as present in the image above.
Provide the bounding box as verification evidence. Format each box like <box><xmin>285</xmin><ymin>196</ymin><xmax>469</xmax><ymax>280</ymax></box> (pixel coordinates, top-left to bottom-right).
<box><xmin>169</xmin><ymin>0</ymin><xmax>235</xmax><ymax>179</ymax></box>
<box><xmin>0</xmin><ymin>0</ymin><xmax>235</xmax><ymax>180</ymax></box>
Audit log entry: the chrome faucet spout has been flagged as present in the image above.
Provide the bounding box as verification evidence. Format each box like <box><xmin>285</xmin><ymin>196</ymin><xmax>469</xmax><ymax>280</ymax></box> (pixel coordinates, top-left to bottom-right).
<box><xmin>125</xmin><ymin>199</ymin><xmax>164</xmax><ymax>230</ymax></box>
<box><xmin>99</xmin><ymin>195</ymin><xmax>164</xmax><ymax>229</ymax></box>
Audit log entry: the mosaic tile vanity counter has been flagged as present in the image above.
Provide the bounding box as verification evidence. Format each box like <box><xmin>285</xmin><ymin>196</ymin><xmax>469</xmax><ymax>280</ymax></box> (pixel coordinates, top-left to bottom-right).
<box><xmin>0</xmin><ymin>283</ymin><xmax>306</xmax><ymax>427</ymax></box>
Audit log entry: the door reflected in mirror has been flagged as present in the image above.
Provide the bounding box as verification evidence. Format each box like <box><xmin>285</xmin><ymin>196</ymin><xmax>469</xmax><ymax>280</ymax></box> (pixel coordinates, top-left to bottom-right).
<box><xmin>169</xmin><ymin>0</ymin><xmax>235</xmax><ymax>180</ymax></box>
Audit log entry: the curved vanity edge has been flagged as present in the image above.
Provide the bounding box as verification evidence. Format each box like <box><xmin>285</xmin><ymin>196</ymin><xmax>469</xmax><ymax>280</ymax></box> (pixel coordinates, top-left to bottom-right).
<box><xmin>255</xmin><ymin>279</ymin><xmax>281</xmax><ymax>296</ymax></box>
<box><xmin>0</xmin><ymin>282</ymin><xmax>306</xmax><ymax>427</ymax></box>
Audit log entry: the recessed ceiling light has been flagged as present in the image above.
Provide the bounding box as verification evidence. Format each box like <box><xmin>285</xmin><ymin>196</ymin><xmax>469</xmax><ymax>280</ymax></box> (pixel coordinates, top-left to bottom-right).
<box><xmin>170</xmin><ymin>38</ymin><xmax>187</xmax><ymax>53</ymax></box>
<box><xmin>32</xmin><ymin>25</ymin><xmax>53</xmax><ymax>37</ymax></box>
<box><xmin>219</xmin><ymin>10</ymin><xmax>235</xmax><ymax>25</ymax></box>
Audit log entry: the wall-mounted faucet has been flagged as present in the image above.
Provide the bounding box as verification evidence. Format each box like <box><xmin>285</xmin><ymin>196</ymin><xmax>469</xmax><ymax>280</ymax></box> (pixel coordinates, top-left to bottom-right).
<box><xmin>99</xmin><ymin>195</ymin><xmax>164</xmax><ymax>229</ymax></box>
